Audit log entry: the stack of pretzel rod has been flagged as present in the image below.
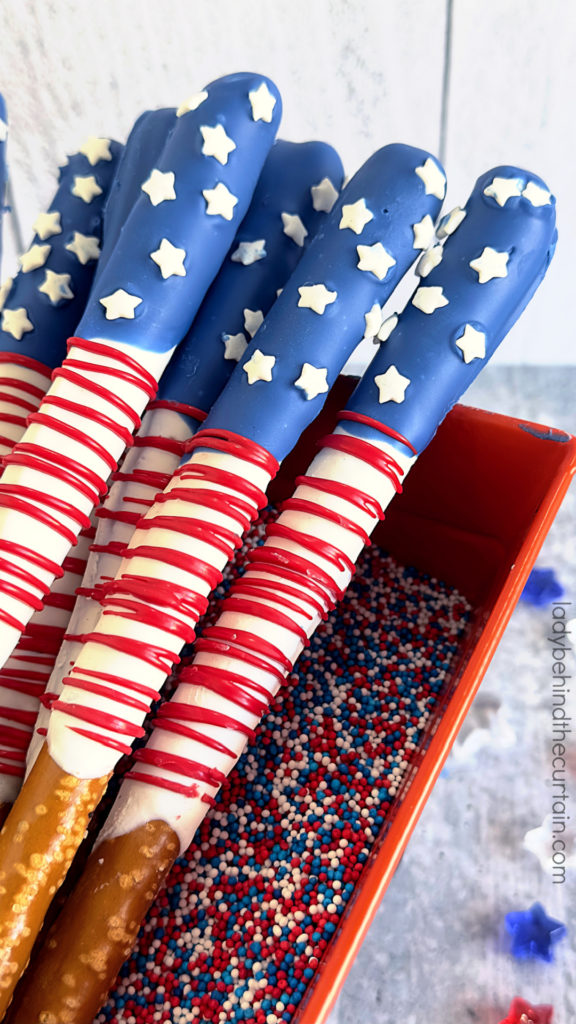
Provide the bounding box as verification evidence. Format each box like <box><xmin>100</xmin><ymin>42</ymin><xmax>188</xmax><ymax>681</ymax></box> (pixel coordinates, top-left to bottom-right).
<box><xmin>0</xmin><ymin>132</ymin><xmax>442</xmax><ymax>1009</ymax></box>
<box><xmin>25</xmin><ymin>135</ymin><xmax>344</xmax><ymax>775</ymax></box>
<box><xmin>0</xmin><ymin>135</ymin><xmax>122</xmax><ymax>819</ymax></box>
<box><xmin>2</xmin><ymin>161</ymin><xmax>557</xmax><ymax>1024</ymax></box>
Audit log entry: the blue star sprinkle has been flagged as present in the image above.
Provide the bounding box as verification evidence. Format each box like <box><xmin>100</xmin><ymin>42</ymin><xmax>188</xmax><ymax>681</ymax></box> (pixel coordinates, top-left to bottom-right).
<box><xmin>520</xmin><ymin>567</ymin><xmax>564</xmax><ymax>607</ymax></box>
<box><xmin>505</xmin><ymin>902</ymin><xmax>567</xmax><ymax>962</ymax></box>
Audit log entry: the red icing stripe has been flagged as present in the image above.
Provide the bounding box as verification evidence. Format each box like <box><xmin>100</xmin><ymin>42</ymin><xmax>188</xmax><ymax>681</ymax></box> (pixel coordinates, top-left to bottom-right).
<box><xmin>106</xmin><ymin>575</ymin><xmax>208</xmax><ymax>620</ymax></box>
<box><xmin>184</xmin><ymin>428</ymin><xmax>279</xmax><ymax>474</ymax></box>
<box><xmin>133</xmin><ymin>435</ymin><xmax>186</xmax><ymax>455</ymax></box>
<box><xmin>101</xmin><ymin>597</ymin><xmax>196</xmax><ymax>644</ymax></box>
<box><xmin>112</xmin><ymin>469</ymin><xmax>171</xmax><ymax>490</ymax></box>
<box><xmin>192</xmin><ymin>638</ymin><xmax>286</xmax><ymax>685</ymax></box>
<box><xmin>26</xmin><ymin>411</ymin><xmax>118</xmax><ymax>473</ymax></box>
<box><xmin>175</xmin><ymin>463</ymin><xmax>267</xmax><ymax>510</ymax></box>
<box><xmin>66</xmin><ymin>337</ymin><xmax>158</xmax><ymax>394</ymax></box>
<box><xmin>62</xmin><ymin>677</ymin><xmax>149</xmax><ymax>713</ymax></box>
<box><xmin>148</xmin><ymin>399</ymin><xmax>207</xmax><ymax>421</ymax></box>
<box><xmin>119</xmin><ymin>545</ymin><xmax>223</xmax><ymax>589</ymax></box>
<box><xmin>182</xmin><ymin>663</ymin><xmax>273</xmax><ymax>705</ymax></box>
<box><xmin>135</xmin><ymin>515</ymin><xmax>241</xmax><ymax>556</ymax></box>
<box><xmin>4</xmin><ymin>445</ymin><xmax>106</xmax><ymax>499</ymax></box>
<box><xmin>151</xmin><ymin>715</ymin><xmax>236</xmax><ymax>759</ymax></box>
<box><xmin>280</xmin><ymin>496</ymin><xmax>370</xmax><ymax>545</ymax></box>
<box><xmin>338</xmin><ymin>410</ymin><xmax>418</xmax><ymax>455</ymax></box>
<box><xmin>53</xmin><ymin>366</ymin><xmax>142</xmax><ymax>430</ymax></box>
<box><xmin>220</xmin><ymin>596</ymin><xmax>309</xmax><ymax>645</ymax></box>
<box><xmin>0</xmin><ymin>388</ymin><xmax>40</xmax><ymax>412</ymax></box>
<box><xmin>41</xmin><ymin>394</ymin><xmax>135</xmax><ymax>448</ymax></box>
<box><xmin>95</xmin><ymin>508</ymin><xmax>142</xmax><ymax>526</ymax></box>
<box><xmin>0</xmin><ymin>352</ymin><xmax>51</xmax><ymax>380</ymax></box>
<box><xmin>316</xmin><ymin>432</ymin><xmax>404</xmax><ymax>492</ymax></box>
<box><xmin>228</xmin><ymin>580</ymin><xmax>315</xmax><ymax>621</ymax></box>
<box><xmin>72</xmin><ymin>631</ymin><xmax>178</xmax><ymax>672</ymax></box>
<box><xmin>154</xmin><ymin>487</ymin><xmax>253</xmax><ymax>528</ymax></box>
<box><xmin>132</xmin><ymin>747</ymin><xmax>225</xmax><ymax>788</ymax></box>
<box><xmin>67</xmin><ymin>666</ymin><xmax>158</xmax><ymax>703</ymax></box>
<box><xmin>51</xmin><ymin>700</ymin><xmax>145</xmax><ymax>740</ymax></box>
<box><xmin>0</xmin><ymin>484</ymin><xmax>92</xmax><ymax>531</ymax></box>
<box><xmin>247</xmin><ymin>546</ymin><xmax>343</xmax><ymax>604</ymax></box>
<box><xmin>156</xmin><ymin>700</ymin><xmax>256</xmax><ymax>740</ymax></box>
<box><xmin>296</xmin><ymin>473</ymin><xmax>384</xmax><ymax>519</ymax></box>
<box><xmin>203</xmin><ymin>625</ymin><xmax>293</xmax><ymax>673</ymax></box>
<box><xmin>0</xmin><ymin>492</ymin><xmax>78</xmax><ymax>545</ymax></box>
<box><xmin>0</xmin><ymin>413</ymin><xmax>27</xmax><ymax>428</ymax></box>
<box><xmin>123</xmin><ymin>769</ymin><xmax>200</xmax><ymax>799</ymax></box>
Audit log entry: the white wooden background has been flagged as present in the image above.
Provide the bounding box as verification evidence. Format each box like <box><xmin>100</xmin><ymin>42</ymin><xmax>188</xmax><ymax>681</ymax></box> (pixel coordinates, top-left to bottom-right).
<box><xmin>1</xmin><ymin>0</ymin><xmax>574</xmax><ymax>365</ymax></box>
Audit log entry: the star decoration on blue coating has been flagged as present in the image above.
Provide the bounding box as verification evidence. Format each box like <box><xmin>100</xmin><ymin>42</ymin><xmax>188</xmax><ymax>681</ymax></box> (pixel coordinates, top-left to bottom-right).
<box><xmin>150</xmin><ymin>238</ymin><xmax>187</xmax><ymax>279</ymax></box>
<box><xmin>357</xmin><ymin>243</ymin><xmax>396</xmax><ymax>281</ymax></box>
<box><xmin>294</xmin><ymin>363</ymin><xmax>329</xmax><ymax>400</ymax></box>
<box><xmin>415</xmin><ymin>157</ymin><xmax>446</xmax><ymax>199</ymax></box>
<box><xmin>363</xmin><ymin>302</ymin><xmax>385</xmax><ymax>340</ymax></box>
<box><xmin>505</xmin><ymin>902</ymin><xmax>566</xmax><ymax>962</ymax></box>
<box><xmin>100</xmin><ymin>288</ymin><xmax>142</xmax><ymax>320</ymax></box>
<box><xmin>483</xmin><ymin>176</ymin><xmax>523</xmax><ymax>206</ymax></box>
<box><xmin>243</xmin><ymin>348</ymin><xmax>275</xmax><ymax>384</ymax></box>
<box><xmin>65</xmin><ymin>232</ymin><xmax>101</xmax><ymax>265</ymax></box>
<box><xmin>281</xmin><ymin>212</ymin><xmax>308</xmax><ymax>247</ymax></box>
<box><xmin>79</xmin><ymin>137</ymin><xmax>113</xmax><ymax>165</ymax></box>
<box><xmin>339</xmin><ymin>198</ymin><xmax>373</xmax><ymax>234</ymax></box>
<box><xmin>141</xmin><ymin>169</ymin><xmax>176</xmax><ymax>206</ymax></box>
<box><xmin>200</xmin><ymin>124</ymin><xmax>236</xmax><ymax>165</ymax></box>
<box><xmin>455</xmin><ymin>323</ymin><xmax>486</xmax><ymax>363</ymax></box>
<box><xmin>19</xmin><ymin>243</ymin><xmax>51</xmax><ymax>273</ymax></box>
<box><xmin>311</xmin><ymin>177</ymin><xmax>339</xmax><ymax>213</ymax></box>
<box><xmin>222</xmin><ymin>332</ymin><xmax>248</xmax><ymax>361</ymax></box>
<box><xmin>437</xmin><ymin>206</ymin><xmax>466</xmax><ymax>238</ymax></box>
<box><xmin>248</xmin><ymin>82</ymin><xmax>277</xmax><ymax>123</ymax></box>
<box><xmin>470</xmin><ymin>246</ymin><xmax>509</xmax><ymax>283</ymax></box>
<box><xmin>520</xmin><ymin>567</ymin><xmax>564</xmax><ymax>607</ymax></box>
<box><xmin>523</xmin><ymin>180</ymin><xmax>552</xmax><ymax>207</ymax></box>
<box><xmin>412</xmin><ymin>285</ymin><xmax>449</xmax><ymax>313</ymax></box>
<box><xmin>376</xmin><ymin>313</ymin><xmax>398</xmax><ymax>343</ymax></box>
<box><xmin>416</xmin><ymin>244</ymin><xmax>443</xmax><ymax>278</ymax></box>
<box><xmin>71</xmin><ymin>174</ymin><xmax>103</xmax><ymax>203</ymax></box>
<box><xmin>176</xmin><ymin>91</ymin><xmax>208</xmax><ymax>118</ymax></box>
<box><xmin>32</xmin><ymin>210</ymin><xmax>62</xmax><ymax>240</ymax></box>
<box><xmin>297</xmin><ymin>283</ymin><xmax>337</xmax><ymax>314</ymax></box>
<box><xmin>1</xmin><ymin>306</ymin><xmax>34</xmax><ymax>340</ymax></box>
<box><xmin>231</xmin><ymin>239</ymin><xmax>266</xmax><ymax>265</ymax></box>
<box><xmin>412</xmin><ymin>214</ymin><xmax>435</xmax><ymax>250</ymax></box>
<box><xmin>38</xmin><ymin>269</ymin><xmax>74</xmax><ymax>305</ymax></box>
<box><xmin>374</xmin><ymin>365</ymin><xmax>410</xmax><ymax>403</ymax></box>
<box><xmin>243</xmin><ymin>308</ymin><xmax>264</xmax><ymax>337</ymax></box>
<box><xmin>202</xmin><ymin>182</ymin><xmax>238</xmax><ymax>220</ymax></box>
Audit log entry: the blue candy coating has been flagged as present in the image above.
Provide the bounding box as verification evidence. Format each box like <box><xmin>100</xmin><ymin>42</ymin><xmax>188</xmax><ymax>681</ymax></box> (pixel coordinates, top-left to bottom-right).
<box><xmin>96</xmin><ymin>108</ymin><xmax>177</xmax><ymax>280</ymax></box>
<box><xmin>158</xmin><ymin>138</ymin><xmax>344</xmax><ymax>410</ymax></box>
<box><xmin>200</xmin><ymin>143</ymin><xmax>445</xmax><ymax>462</ymax></box>
<box><xmin>0</xmin><ymin>142</ymin><xmax>122</xmax><ymax>367</ymax></box>
<box><xmin>343</xmin><ymin>165</ymin><xmax>557</xmax><ymax>456</ymax></box>
<box><xmin>77</xmin><ymin>73</ymin><xmax>282</xmax><ymax>354</ymax></box>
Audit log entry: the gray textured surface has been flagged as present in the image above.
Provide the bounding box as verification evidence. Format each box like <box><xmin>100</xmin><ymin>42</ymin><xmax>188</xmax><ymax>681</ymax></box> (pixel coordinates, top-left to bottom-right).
<box><xmin>326</xmin><ymin>367</ymin><xmax>576</xmax><ymax>1024</ymax></box>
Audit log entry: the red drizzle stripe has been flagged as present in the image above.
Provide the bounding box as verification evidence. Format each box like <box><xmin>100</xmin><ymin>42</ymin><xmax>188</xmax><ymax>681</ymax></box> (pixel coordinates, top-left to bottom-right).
<box><xmin>135</xmin><ymin>515</ymin><xmax>241</xmax><ymax>556</ymax></box>
<box><xmin>280</xmin><ymin>497</ymin><xmax>370</xmax><ymax>545</ymax></box>
<box><xmin>0</xmin><ymin>706</ymin><xmax>37</xmax><ymax>726</ymax></box>
<box><xmin>53</xmin><ymin>366</ymin><xmax>143</xmax><ymax>430</ymax></box>
<box><xmin>43</xmin><ymin>592</ymin><xmax>76</xmax><ymax>612</ymax></box>
<box><xmin>67</xmin><ymin>666</ymin><xmax>158</xmax><ymax>702</ymax></box>
<box><xmin>338</xmin><ymin>410</ymin><xmax>418</xmax><ymax>455</ymax></box>
<box><xmin>62</xmin><ymin>556</ymin><xmax>89</xmax><ymax>575</ymax></box>
<box><xmin>51</xmin><ymin>700</ymin><xmax>145</xmax><ymax>740</ymax></box>
<box><xmin>89</xmin><ymin>540</ymin><xmax>127</xmax><ymax>557</ymax></box>
<box><xmin>132</xmin><ymin>747</ymin><xmax>225</xmax><ymax>788</ymax></box>
<box><xmin>0</xmin><ymin>763</ymin><xmax>24</xmax><ymax>778</ymax></box>
<box><xmin>183</xmin><ymin>663</ymin><xmax>273</xmax><ymax>704</ymax></box>
<box><xmin>248</xmin><ymin>547</ymin><xmax>344</xmax><ymax>604</ymax></box>
<box><xmin>236</xmin><ymin>575</ymin><xmax>327</xmax><ymax>620</ymax></box>
<box><xmin>27</xmin><ymin>411</ymin><xmax>118</xmax><ymax>473</ymax></box>
<box><xmin>106</xmin><ymin>575</ymin><xmax>208</xmax><ymax>619</ymax></box>
<box><xmin>0</xmin><ymin>578</ymin><xmax>44</xmax><ymax>613</ymax></box>
<box><xmin>112</xmin><ymin>469</ymin><xmax>171</xmax><ymax>490</ymax></box>
<box><xmin>0</xmin><ymin>352</ymin><xmax>51</xmax><ymax>379</ymax></box>
<box><xmin>0</xmin><ymin>555</ymin><xmax>53</xmax><ymax>595</ymax></box>
<box><xmin>220</xmin><ymin>596</ymin><xmax>309</xmax><ymax>645</ymax></box>
<box><xmin>151</xmin><ymin>716</ymin><xmax>236</xmax><ymax>759</ymax></box>
<box><xmin>0</xmin><ymin>677</ymin><xmax>45</xmax><ymax>696</ymax></box>
<box><xmin>4</xmin><ymin>445</ymin><xmax>106</xmax><ymax>499</ymax></box>
<box><xmin>61</xmin><ymin>677</ymin><xmax>149</xmax><ymax>713</ymax></box>
<box><xmin>0</xmin><ymin>389</ymin><xmax>39</xmax><ymax>413</ymax></box>
<box><xmin>0</xmin><ymin>492</ymin><xmax>78</xmax><ymax>545</ymax></box>
<box><xmin>69</xmin><ymin>727</ymin><xmax>132</xmax><ymax>756</ymax></box>
<box><xmin>67</xmin><ymin>337</ymin><xmax>158</xmax><ymax>395</ymax></box>
<box><xmin>192</xmin><ymin>638</ymin><xmax>286</xmax><ymax>685</ymax></box>
<box><xmin>316</xmin><ymin>433</ymin><xmax>404</xmax><ymax>492</ymax></box>
<box><xmin>0</xmin><ymin>413</ymin><xmax>27</xmax><ymax>428</ymax></box>
<box><xmin>156</xmin><ymin>700</ymin><xmax>256</xmax><ymax>739</ymax></box>
<box><xmin>74</xmin><ymin>631</ymin><xmax>178</xmax><ymax>672</ymax></box>
<box><xmin>184</xmin><ymin>428</ymin><xmax>279</xmax><ymax>475</ymax></box>
<box><xmin>80</xmin><ymin>524</ymin><xmax>97</xmax><ymax>539</ymax></box>
<box><xmin>203</xmin><ymin>625</ymin><xmax>293</xmax><ymax>673</ymax></box>
<box><xmin>0</xmin><ymin>724</ymin><xmax>32</xmax><ymax>748</ymax></box>
<box><xmin>95</xmin><ymin>508</ymin><xmax>142</xmax><ymax>525</ymax></box>
<box><xmin>123</xmin><ymin>496</ymin><xmax>154</xmax><ymax>507</ymax></box>
<box><xmin>295</xmin><ymin>475</ymin><xmax>383</xmax><ymax>519</ymax></box>
<box><xmin>175</xmin><ymin>463</ymin><xmax>267</xmax><ymax>510</ymax></box>
<box><xmin>0</xmin><ymin>748</ymin><xmax>25</xmax><ymax>761</ymax></box>
<box><xmin>228</xmin><ymin>581</ymin><xmax>315</xmax><ymax>621</ymax></box>
<box><xmin>59</xmin><ymin>358</ymin><xmax>155</xmax><ymax>404</ymax></box>
<box><xmin>154</xmin><ymin>488</ymin><xmax>253</xmax><ymax>528</ymax></box>
<box><xmin>41</xmin><ymin>394</ymin><xmax>135</xmax><ymax>448</ymax></box>
<box><xmin>0</xmin><ymin>539</ymin><xmax>63</xmax><ymax>580</ymax></box>
<box><xmin>17</xmin><ymin>626</ymin><xmax>67</xmax><ymax>655</ymax></box>
<box><xmin>124</xmin><ymin>769</ymin><xmax>200</xmax><ymax>799</ymax></box>
<box><xmin>101</xmin><ymin>597</ymin><xmax>196</xmax><ymax>643</ymax></box>
<box><xmin>133</xmin><ymin>435</ymin><xmax>186</xmax><ymax>455</ymax></box>
<box><xmin>148</xmin><ymin>399</ymin><xmax>207</xmax><ymax>421</ymax></box>
<box><xmin>0</xmin><ymin>484</ymin><xmax>92</xmax><ymax>530</ymax></box>
<box><xmin>115</xmin><ymin>545</ymin><xmax>223</xmax><ymax>589</ymax></box>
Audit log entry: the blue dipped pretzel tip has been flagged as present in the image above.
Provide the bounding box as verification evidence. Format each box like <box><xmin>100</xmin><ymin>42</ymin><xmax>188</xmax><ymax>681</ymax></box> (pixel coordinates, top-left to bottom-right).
<box><xmin>343</xmin><ymin>163</ymin><xmax>557</xmax><ymax>457</ymax></box>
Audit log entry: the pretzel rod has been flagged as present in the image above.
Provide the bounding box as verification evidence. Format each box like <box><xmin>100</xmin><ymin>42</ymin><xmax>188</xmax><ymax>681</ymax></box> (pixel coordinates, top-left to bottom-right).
<box><xmin>25</xmin><ymin>137</ymin><xmax>343</xmax><ymax>775</ymax></box>
<box><xmin>5</xmin><ymin>164</ymin><xmax>556</xmax><ymax>1024</ymax></box>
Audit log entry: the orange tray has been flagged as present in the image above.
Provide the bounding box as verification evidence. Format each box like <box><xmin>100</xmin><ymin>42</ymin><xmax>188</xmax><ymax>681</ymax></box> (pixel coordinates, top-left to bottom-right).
<box><xmin>266</xmin><ymin>383</ymin><xmax>576</xmax><ymax>1024</ymax></box>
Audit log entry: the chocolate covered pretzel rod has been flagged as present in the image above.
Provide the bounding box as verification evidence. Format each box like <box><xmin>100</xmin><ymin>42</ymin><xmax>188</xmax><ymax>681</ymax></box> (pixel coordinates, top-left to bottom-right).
<box><xmin>25</xmin><ymin>137</ymin><xmax>343</xmax><ymax>776</ymax></box>
<box><xmin>7</xmin><ymin>164</ymin><xmax>556</xmax><ymax>1024</ymax></box>
<box><xmin>0</xmin><ymin>142</ymin><xmax>443</xmax><ymax>1007</ymax></box>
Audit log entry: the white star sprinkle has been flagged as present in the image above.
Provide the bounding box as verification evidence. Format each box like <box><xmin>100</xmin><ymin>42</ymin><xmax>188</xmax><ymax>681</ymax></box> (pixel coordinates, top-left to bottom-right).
<box><xmin>243</xmin><ymin>348</ymin><xmax>276</xmax><ymax>384</ymax></box>
<box><xmin>523</xmin><ymin>815</ymin><xmax>576</xmax><ymax>875</ymax></box>
<box><xmin>176</xmin><ymin>91</ymin><xmax>208</xmax><ymax>117</ymax></box>
<box><xmin>415</xmin><ymin>157</ymin><xmax>446</xmax><ymax>199</ymax></box>
<box><xmin>412</xmin><ymin>285</ymin><xmax>449</xmax><ymax>314</ymax></box>
<box><xmin>455</xmin><ymin>324</ymin><xmax>486</xmax><ymax>363</ymax></box>
<box><xmin>222</xmin><ymin>332</ymin><xmax>248</xmax><ymax>361</ymax></box>
<box><xmin>412</xmin><ymin>214</ymin><xmax>435</xmax><ymax>250</ymax></box>
<box><xmin>202</xmin><ymin>182</ymin><xmax>238</xmax><ymax>220</ymax></box>
<box><xmin>469</xmin><ymin>246</ymin><xmax>509</xmax><ymax>283</ymax></box>
<box><xmin>33</xmin><ymin>210</ymin><xmax>61</xmax><ymax>241</ymax></box>
<box><xmin>377</xmin><ymin>314</ymin><xmax>399</xmax><ymax>343</ymax></box>
<box><xmin>311</xmin><ymin>177</ymin><xmax>339</xmax><ymax>213</ymax></box>
<box><xmin>231</xmin><ymin>239</ymin><xmax>267</xmax><ymax>265</ymax></box>
<box><xmin>416</xmin><ymin>244</ymin><xmax>443</xmax><ymax>278</ymax></box>
<box><xmin>79</xmin><ymin>137</ymin><xmax>112</xmax><ymax>165</ymax></box>
<box><xmin>150</xmin><ymin>238</ymin><xmax>187</xmax><ymax>279</ymax></box>
<box><xmin>200</xmin><ymin>124</ymin><xmax>236</xmax><ymax>165</ymax></box>
<box><xmin>71</xmin><ymin>175</ymin><xmax>103</xmax><ymax>203</ymax></box>
<box><xmin>363</xmin><ymin>303</ymin><xmax>385</xmax><ymax>340</ymax></box>
<box><xmin>65</xmin><ymin>232</ymin><xmax>100</xmax><ymax>265</ymax></box>
<box><xmin>339</xmin><ymin>198</ymin><xmax>373</xmax><ymax>234</ymax></box>
<box><xmin>523</xmin><ymin>181</ymin><xmax>552</xmax><ymax>207</ymax></box>
<box><xmin>248</xmin><ymin>82</ymin><xmax>277</xmax><ymax>123</ymax></box>
<box><xmin>294</xmin><ymin>363</ymin><xmax>329</xmax><ymax>400</ymax></box>
<box><xmin>141</xmin><ymin>169</ymin><xmax>176</xmax><ymax>206</ymax></box>
<box><xmin>243</xmin><ymin>308</ymin><xmax>264</xmax><ymax>337</ymax></box>
<box><xmin>437</xmin><ymin>206</ymin><xmax>466</xmax><ymax>238</ymax></box>
<box><xmin>483</xmin><ymin>176</ymin><xmax>523</xmax><ymax>207</ymax></box>
<box><xmin>19</xmin><ymin>243</ymin><xmax>51</xmax><ymax>274</ymax></box>
<box><xmin>356</xmin><ymin>243</ymin><xmax>396</xmax><ymax>281</ymax></box>
<box><xmin>297</xmin><ymin>284</ymin><xmax>337</xmax><ymax>315</ymax></box>
<box><xmin>281</xmin><ymin>212</ymin><xmax>308</xmax><ymax>247</ymax></box>
<box><xmin>1</xmin><ymin>307</ymin><xmax>33</xmax><ymax>340</ymax></box>
<box><xmin>100</xmin><ymin>288</ymin><xmax>142</xmax><ymax>320</ymax></box>
<box><xmin>38</xmin><ymin>269</ymin><xmax>74</xmax><ymax>305</ymax></box>
<box><xmin>374</xmin><ymin>365</ymin><xmax>410</xmax><ymax>404</ymax></box>
<box><xmin>0</xmin><ymin>278</ymin><xmax>13</xmax><ymax>311</ymax></box>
